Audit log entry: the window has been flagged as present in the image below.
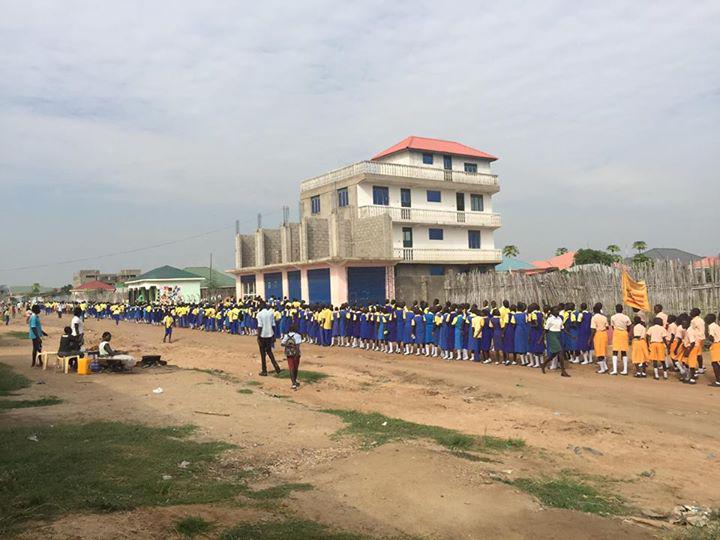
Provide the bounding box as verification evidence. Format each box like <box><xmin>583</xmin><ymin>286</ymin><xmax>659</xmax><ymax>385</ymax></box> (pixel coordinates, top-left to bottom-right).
<box><xmin>422</xmin><ymin>153</ymin><xmax>433</xmax><ymax>164</ymax></box>
<box><xmin>464</xmin><ymin>162</ymin><xmax>478</xmax><ymax>173</ymax></box>
<box><xmin>311</xmin><ymin>195</ymin><xmax>321</xmax><ymax>214</ymax></box>
<box><xmin>400</xmin><ymin>188</ymin><xmax>411</xmax><ymax>208</ymax></box>
<box><xmin>426</xmin><ymin>190</ymin><xmax>441</xmax><ymax>202</ymax></box>
<box><xmin>337</xmin><ymin>187</ymin><xmax>349</xmax><ymax>208</ymax></box>
<box><xmin>402</xmin><ymin>227</ymin><xmax>413</xmax><ymax>248</ymax></box>
<box><xmin>428</xmin><ymin>228</ymin><xmax>444</xmax><ymax>240</ymax></box>
<box><xmin>429</xmin><ymin>265</ymin><xmax>445</xmax><ymax>276</ymax></box>
<box><xmin>468</xmin><ymin>230</ymin><xmax>481</xmax><ymax>249</ymax></box>
<box><xmin>470</xmin><ymin>194</ymin><xmax>484</xmax><ymax>212</ymax></box>
<box><xmin>372</xmin><ymin>186</ymin><xmax>389</xmax><ymax>206</ymax></box>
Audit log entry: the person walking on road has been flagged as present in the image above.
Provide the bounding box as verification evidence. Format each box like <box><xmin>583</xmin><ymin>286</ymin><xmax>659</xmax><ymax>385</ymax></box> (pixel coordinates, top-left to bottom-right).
<box><xmin>256</xmin><ymin>301</ymin><xmax>281</xmax><ymax>376</ymax></box>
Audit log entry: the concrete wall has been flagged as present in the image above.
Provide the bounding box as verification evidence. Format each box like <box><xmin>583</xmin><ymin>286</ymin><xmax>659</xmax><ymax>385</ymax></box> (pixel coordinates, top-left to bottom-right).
<box><xmin>240</xmin><ymin>236</ymin><xmax>256</xmax><ymax>268</ymax></box>
<box><xmin>305</xmin><ymin>217</ymin><xmax>330</xmax><ymax>260</ymax></box>
<box><xmin>263</xmin><ymin>229</ymin><xmax>282</xmax><ymax>265</ymax></box>
<box><xmin>393</xmin><ymin>265</ymin><xmax>447</xmax><ymax>304</ymax></box>
<box><xmin>352</xmin><ymin>214</ymin><xmax>393</xmax><ymax>259</ymax></box>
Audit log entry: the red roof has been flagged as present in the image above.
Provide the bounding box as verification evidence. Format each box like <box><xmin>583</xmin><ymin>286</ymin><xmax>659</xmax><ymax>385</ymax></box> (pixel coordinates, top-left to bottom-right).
<box><xmin>530</xmin><ymin>251</ymin><xmax>576</xmax><ymax>271</ymax></box>
<box><xmin>693</xmin><ymin>256</ymin><xmax>720</xmax><ymax>268</ymax></box>
<box><xmin>371</xmin><ymin>136</ymin><xmax>498</xmax><ymax>162</ymax></box>
<box><xmin>74</xmin><ymin>280</ymin><xmax>115</xmax><ymax>291</ymax></box>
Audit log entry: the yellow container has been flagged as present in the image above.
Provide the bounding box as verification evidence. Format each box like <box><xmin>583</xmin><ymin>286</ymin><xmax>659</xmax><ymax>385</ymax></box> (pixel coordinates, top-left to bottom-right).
<box><xmin>77</xmin><ymin>357</ymin><xmax>91</xmax><ymax>375</ymax></box>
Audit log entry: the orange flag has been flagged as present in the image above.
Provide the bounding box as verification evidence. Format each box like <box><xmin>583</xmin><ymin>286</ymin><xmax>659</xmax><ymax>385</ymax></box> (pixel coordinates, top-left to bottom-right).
<box><xmin>621</xmin><ymin>270</ymin><xmax>650</xmax><ymax>311</ymax></box>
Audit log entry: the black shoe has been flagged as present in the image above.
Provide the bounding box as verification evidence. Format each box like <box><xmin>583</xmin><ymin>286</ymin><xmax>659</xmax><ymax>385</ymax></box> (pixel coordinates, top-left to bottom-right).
<box><xmin>561</xmin><ymin>372</ymin><xmax>571</xmax><ymax>377</ymax></box>
<box><xmin>258</xmin><ymin>371</ymin><xmax>268</xmax><ymax>377</ymax></box>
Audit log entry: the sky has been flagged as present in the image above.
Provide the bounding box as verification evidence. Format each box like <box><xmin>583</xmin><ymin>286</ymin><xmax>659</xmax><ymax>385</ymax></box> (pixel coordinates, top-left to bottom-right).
<box><xmin>1</xmin><ymin>0</ymin><xmax>718</xmax><ymax>286</ymax></box>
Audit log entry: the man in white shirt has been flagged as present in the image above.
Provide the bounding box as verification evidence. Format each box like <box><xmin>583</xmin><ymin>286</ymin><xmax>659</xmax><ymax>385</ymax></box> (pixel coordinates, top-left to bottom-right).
<box><xmin>71</xmin><ymin>306</ymin><xmax>85</xmax><ymax>347</ymax></box>
<box><xmin>256</xmin><ymin>302</ymin><xmax>281</xmax><ymax>376</ymax></box>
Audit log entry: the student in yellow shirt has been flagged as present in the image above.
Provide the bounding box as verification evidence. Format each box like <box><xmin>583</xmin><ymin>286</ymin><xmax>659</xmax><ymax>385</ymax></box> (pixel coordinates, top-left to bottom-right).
<box><xmin>162</xmin><ymin>311</ymin><xmax>175</xmax><ymax>343</ymax></box>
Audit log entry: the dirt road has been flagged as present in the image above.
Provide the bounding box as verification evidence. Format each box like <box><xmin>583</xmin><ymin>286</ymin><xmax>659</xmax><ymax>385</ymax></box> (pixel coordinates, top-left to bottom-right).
<box><xmin>2</xmin><ymin>315</ymin><xmax>717</xmax><ymax>539</ymax></box>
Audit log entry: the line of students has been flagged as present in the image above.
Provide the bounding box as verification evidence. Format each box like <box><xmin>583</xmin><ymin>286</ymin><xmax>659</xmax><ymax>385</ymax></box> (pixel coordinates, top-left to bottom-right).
<box><xmin>78</xmin><ymin>298</ymin><xmax>720</xmax><ymax>387</ymax></box>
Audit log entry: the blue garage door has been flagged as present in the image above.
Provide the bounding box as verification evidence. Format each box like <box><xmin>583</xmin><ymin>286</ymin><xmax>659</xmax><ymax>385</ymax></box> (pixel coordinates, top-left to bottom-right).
<box><xmin>287</xmin><ymin>270</ymin><xmax>301</xmax><ymax>301</ymax></box>
<box><xmin>264</xmin><ymin>272</ymin><xmax>283</xmax><ymax>300</ymax></box>
<box><xmin>308</xmin><ymin>268</ymin><xmax>331</xmax><ymax>305</ymax></box>
<box><xmin>347</xmin><ymin>267</ymin><xmax>386</xmax><ymax>306</ymax></box>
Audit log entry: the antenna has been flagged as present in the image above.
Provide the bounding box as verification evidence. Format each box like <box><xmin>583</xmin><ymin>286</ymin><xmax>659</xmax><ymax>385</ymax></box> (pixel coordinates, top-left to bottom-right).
<box><xmin>257</xmin><ymin>213</ymin><xmax>262</xmax><ymax>229</ymax></box>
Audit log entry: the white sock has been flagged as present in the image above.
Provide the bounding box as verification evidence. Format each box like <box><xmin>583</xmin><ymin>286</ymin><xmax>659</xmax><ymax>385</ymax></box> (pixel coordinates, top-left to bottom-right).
<box><xmin>612</xmin><ymin>356</ymin><xmax>618</xmax><ymax>373</ymax></box>
<box><xmin>622</xmin><ymin>356</ymin><xmax>628</xmax><ymax>373</ymax></box>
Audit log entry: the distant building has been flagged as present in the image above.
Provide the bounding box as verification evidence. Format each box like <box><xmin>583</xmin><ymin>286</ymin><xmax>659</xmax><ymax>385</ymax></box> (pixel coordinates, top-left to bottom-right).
<box><xmin>73</xmin><ymin>268</ymin><xmax>141</xmax><ymax>288</ymax></box>
<box><xmin>230</xmin><ymin>136</ymin><xmax>502</xmax><ymax>304</ymax></box>
<box><xmin>8</xmin><ymin>285</ymin><xmax>57</xmax><ymax>298</ymax></box>
<box><xmin>183</xmin><ymin>267</ymin><xmax>236</xmax><ymax>299</ymax></box>
<box><xmin>495</xmin><ymin>258</ymin><xmax>534</xmax><ymax>272</ymax></box>
<box><xmin>635</xmin><ymin>248</ymin><xmax>702</xmax><ymax>264</ymax></box>
<box><xmin>71</xmin><ymin>280</ymin><xmax>116</xmax><ymax>302</ymax></box>
<box><xmin>125</xmin><ymin>266</ymin><xmax>204</xmax><ymax>304</ymax></box>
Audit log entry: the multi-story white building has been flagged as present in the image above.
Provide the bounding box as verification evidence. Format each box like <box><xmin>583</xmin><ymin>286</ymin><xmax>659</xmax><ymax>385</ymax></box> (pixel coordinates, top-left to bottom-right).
<box><xmin>230</xmin><ymin>136</ymin><xmax>502</xmax><ymax>304</ymax></box>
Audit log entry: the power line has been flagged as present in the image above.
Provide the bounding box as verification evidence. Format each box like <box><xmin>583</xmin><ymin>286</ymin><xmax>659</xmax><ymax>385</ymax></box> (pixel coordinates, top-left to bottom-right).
<box><xmin>0</xmin><ymin>211</ymin><xmax>281</xmax><ymax>273</ymax></box>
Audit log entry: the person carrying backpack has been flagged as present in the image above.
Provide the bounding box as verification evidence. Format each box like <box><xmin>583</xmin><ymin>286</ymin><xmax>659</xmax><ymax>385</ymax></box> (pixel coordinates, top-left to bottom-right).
<box><xmin>280</xmin><ymin>324</ymin><xmax>302</xmax><ymax>390</ymax></box>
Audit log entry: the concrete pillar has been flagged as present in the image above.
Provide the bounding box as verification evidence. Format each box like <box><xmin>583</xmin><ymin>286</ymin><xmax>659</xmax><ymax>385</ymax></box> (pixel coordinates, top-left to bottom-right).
<box><xmin>385</xmin><ymin>265</ymin><xmax>396</xmax><ymax>301</ymax></box>
<box><xmin>299</xmin><ymin>220</ymin><xmax>308</xmax><ymax>262</ymax></box>
<box><xmin>255</xmin><ymin>272</ymin><xmax>265</xmax><ymax>299</ymax></box>
<box><xmin>329</xmin><ymin>214</ymin><xmax>339</xmax><ymax>258</ymax></box>
<box><xmin>255</xmin><ymin>230</ymin><xmax>265</xmax><ymax>267</ymax></box>
<box><xmin>281</xmin><ymin>270</ymin><xmax>289</xmax><ymax>300</ymax></box>
<box><xmin>234</xmin><ymin>234</ymin><xmax>242</xmax><ymax>269</ymax></box>
<box><xmin>300</xmin><ymin>267</ymin><xmax>309</xmax><ymax>302</ymax></box>
<box><xmin>280</xmin><ymin>226</ymin><xmax>289</xmax><ymax>263</ymax></box>
<box><xmin>329</xmin><ymin>264</ymin><xmax>347</xmax><ymax>306</ymax></box>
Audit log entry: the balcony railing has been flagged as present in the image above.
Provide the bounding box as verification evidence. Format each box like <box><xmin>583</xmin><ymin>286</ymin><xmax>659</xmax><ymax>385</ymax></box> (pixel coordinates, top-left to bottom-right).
<box><xmin>357</xmin><ymin>205</ymin><xmax>501</xmax><ymax>228</ymax></box>
<box><xmin>300</xmin><ymin>160</ymin><xmax>498</xmax><ymax>192</ymax></box>
<box><xmin>394</xmin><ymin>248</ymin><xmax>502</xmax><ymax>263</ymax></box>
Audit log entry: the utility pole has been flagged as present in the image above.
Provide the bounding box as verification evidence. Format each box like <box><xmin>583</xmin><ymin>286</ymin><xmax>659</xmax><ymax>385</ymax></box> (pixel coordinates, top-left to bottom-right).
<box><xmin>209</xmin><ymin>253</ymin><xmax>214</xmax><ymax>300</ymax></box>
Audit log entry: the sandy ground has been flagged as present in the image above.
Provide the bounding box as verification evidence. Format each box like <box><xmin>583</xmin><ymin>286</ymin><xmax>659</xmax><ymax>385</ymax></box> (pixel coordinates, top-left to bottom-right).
<box><xmin>1</xmin><ymin>314</ymin><xmax>718</xmax><ymax>539</ymax></box>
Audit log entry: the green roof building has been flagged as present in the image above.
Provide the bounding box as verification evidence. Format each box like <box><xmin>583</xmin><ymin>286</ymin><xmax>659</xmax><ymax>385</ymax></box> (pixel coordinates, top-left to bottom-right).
<box><xmin>125</xmin><ymin>265</ymin><xmax>204</xmax><ymax>304</ymax></box>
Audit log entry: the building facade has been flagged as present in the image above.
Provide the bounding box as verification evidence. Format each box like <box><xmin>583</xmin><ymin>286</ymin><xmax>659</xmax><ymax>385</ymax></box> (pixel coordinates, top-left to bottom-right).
<box><xmin>230</xmin><ymin>136</ymin><xmax>502</xmax><ymax>305</ymax></box>
<box><xmin>125</xmin><ymin>266</ymin><xmax>203</xmax><ymax>304</ymax></box>
<box><xmin>73</xmin><ymin>268</ymin><xmax>141</xmax><ymax>288</ymax></box>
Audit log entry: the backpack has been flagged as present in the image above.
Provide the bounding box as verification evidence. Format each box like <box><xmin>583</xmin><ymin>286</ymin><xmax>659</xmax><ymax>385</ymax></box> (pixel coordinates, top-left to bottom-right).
<box><xmin>285</xmin><ymin>334</ymin><xmax>300</xmax><ymax>357</ymax></box>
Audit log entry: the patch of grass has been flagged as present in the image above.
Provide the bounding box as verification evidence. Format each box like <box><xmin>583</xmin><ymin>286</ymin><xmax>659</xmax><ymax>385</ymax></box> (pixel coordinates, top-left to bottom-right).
<box><xmin>174</xmin><ymin>516</ymin><xmax>215</xmax><ymax>537</ymax></box>
<box><xmin>448</xmin><ymin>451</ymin><xmax>496</xmax><ymax>463</ymax></box>
<box><xmin>510</xmin><ymin>475</ymin><xmax>628</xmax><ymax>515</ymax></box>
<box><xmin>237</xmin><ymin>388</ymin><xmax>253</xmax><ymax>395</ymax></box>
<box><xmin>322</xmin><ymin>409</ymin><xmax>524</xmax><ymax>453</ymax></box>
<box><xmin>245</xmin><ymin>380</ymin><xmax>263</xmax><ymax>387</ymax></box>
<box><xmin>0</xmin><ymin>363</ymin><xmax>31</xmax><ymax>396</ymax></box>
<box><xmin>275</xmin><ymin>370</ymin><xmax>328</xmax><ymax>384</ymax></box>
<box><xmin>241</xmin><ymin>482</ymin><xmax>313</xmax><ymax>500</ymax></box>
<box><xmin>0</xmin><ymin>396</ymin><xmax>62</xmax><ymax>410</ymax></box>
<box><xmin>6</xmin><ymin>331</ymin><xmax>29</xmax><ymax>340</ymax></box>
<box><xmin>0</xmin><ymin>422</ymin><xmax>242</xmax><ymax>535</ymax></box>
<box><xmin>219</xmin><ymin>519</ymin><xmax>364</xmax><ymax>540</ymax></box>
<box><xmin>193</xmin><ymin>368</ymin><xmax>239</xmax><ymax>383</ymax></box>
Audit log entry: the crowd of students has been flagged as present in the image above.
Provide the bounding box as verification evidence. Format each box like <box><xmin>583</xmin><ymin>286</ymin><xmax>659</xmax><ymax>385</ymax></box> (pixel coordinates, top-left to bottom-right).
<box><xmin>72</xmin><ymin>297</ymin><xmax>720</xmax><ymax>387</ymax></box>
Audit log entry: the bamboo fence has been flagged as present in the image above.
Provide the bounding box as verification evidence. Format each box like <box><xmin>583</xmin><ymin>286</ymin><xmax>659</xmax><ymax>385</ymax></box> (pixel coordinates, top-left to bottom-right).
<box><xmin>444</xmin><ymin>261</ymin><xmax>720</xmax><ymax>314</ymax></box>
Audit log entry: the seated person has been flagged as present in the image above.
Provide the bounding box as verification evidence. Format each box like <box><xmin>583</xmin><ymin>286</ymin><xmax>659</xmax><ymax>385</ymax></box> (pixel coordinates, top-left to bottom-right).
<box><xmin>98</xmin><ymin>331</ymin><xmax>136</xmax><ymax>370</ymax></box>
<box><xmin>58</xmin><ymin>326</ymin><xmax>83</xmax><ymax>369</ymax></box>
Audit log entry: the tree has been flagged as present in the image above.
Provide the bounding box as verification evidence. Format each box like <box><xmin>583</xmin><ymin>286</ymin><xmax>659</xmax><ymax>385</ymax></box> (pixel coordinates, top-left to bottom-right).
<box><xmin>632</xmin><ymin>253</ymin><xmax>650</xmax><ymax>265</ymax></box>
<box><xmin>632</xmin><ymin>240</ymin><xmax>647</xmax><ymax>255</ymax></box>
<box><xmin>605</xmin><ymin>244</ymin><xmax>621</xmax><ymax>262</ymax></box>
<box><xmin>502</xmin><ymin>245</ymin><xmax>519</xmax><ymax>258</ymax></box>
<box><xmin>574</xmin><ymin>248</ymin><xmax>615</xmax><ymax>266</ymax></box>
<box><xmin>555</xmin><ymin>247</ymin><xmax>568</xmax><ymax>256</ymax></box>
<box><xmin>59</xmin><ymin>284</ymin><xmax>73</xmax><ymax>294</ymax></box>
<box><xmin>31</xmin><ymin>283</ymin><xmax>40</xmax><ymax>295</ymax></box>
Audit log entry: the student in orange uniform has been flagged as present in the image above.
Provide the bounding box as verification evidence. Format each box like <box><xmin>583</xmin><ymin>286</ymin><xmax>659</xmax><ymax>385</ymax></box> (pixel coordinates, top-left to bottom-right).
<box><xmin>590</xmin><ymin>303</ymin><xmax>609</xmax><ymax>374</ymax></box>
<box><xmin>610</xmin><ymin>304</ymin><xmax>631</xmax><ymax>376</ymax></box>
<box><xmin>690</xmin><ymin>308</ymin><xmax>706</xmax><ymax>374</ymax></box>
<box><xmin>647</xmin><ymin>317</ymin><xmax>669</xmax><ymax>380</ymax></box>
<box><xmin>681</xmin><ymin>319</ymin><xmax>701</xmax><ymax>385</ymax></box>
<box><xmin>631</xmin><ymin>316</ymin><xmax>649</xmax><ymax>378</ymax></box>
<box><xmin>706</xmin><ymin>313</ymin><xmax>720</xmax><ymax>387</ymax></box>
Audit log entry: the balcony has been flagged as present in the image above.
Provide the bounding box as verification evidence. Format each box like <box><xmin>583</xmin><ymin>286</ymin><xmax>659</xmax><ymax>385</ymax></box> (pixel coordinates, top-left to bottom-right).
<box><xmin>300</xmin><ymin>160</ymin><xmax>498</xmax><ymax>192</ymax></box>
<box><xmin>394</xmin><ymin>248</ymin><xmax>502</xmax><ymax>263</ymax></box>
<box><xmin>357</xmin><ymin>205</ymin><xmax>501</xmax><ymax>228</ymax></box>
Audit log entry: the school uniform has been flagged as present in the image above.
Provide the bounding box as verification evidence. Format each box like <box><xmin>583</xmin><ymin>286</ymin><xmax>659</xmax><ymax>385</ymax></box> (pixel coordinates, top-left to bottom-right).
<box><xmin>590</xmin><ymin>313</ymin><xmax>609</xmax><ymax>358</ymax></box>
<box><xmin>709</xmin><ymin>322</ymin><xmax>720</xmax><ymax>362</ymax></box>
<box><xmin>610</xmin><ymin>313</ymin><xmax>631</xmax><ymax>352</ymax></box>
<box><xmin>631</xmin><ymin>324</ymin><xmax>649</xmax><ymax>365</ymax></box>
<box><xmin>647</xmin><ymin>324</ymin><xmax>668</xmax><ymax>362</ymax></box>
<box><xmin>513</xmin><ymin>311</ymin><xmax>529</xmax><ymax>355</ymax></box>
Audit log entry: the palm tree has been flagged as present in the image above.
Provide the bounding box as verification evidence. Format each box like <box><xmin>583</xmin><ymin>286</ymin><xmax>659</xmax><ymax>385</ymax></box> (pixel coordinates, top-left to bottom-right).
<box><xmin>502</xmin><ymin>245</ymin><xmax>519</xmax><ymax>259</ymax></box>
<box><xmin>555</xmin><ymin>247</ymin><xmax>568</xmax><ymax>256</ymax></box>
<box><xmin>606</xmin><ymin>244</ymin><xmax>621</xmax><ymax>262</ymax></box>
<box><xmin>31</xmin><ymin>283</ymin><xmax>40</xmax><ymax>295</ymax></box>
<box><xmin>632</xmin><ymin>240</ymin><xmax>647</xmax><ymax>255</ymax></box>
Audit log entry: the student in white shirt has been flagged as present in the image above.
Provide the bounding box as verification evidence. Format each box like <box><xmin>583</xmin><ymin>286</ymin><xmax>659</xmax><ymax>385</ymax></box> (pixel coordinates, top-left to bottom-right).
<box><xmin>541</xmin><ymin>306</ymin><xmax>570</xmax><ymax>377</ymax></box>
<box><xmin>256</xmin><ymin>302</ymin><xmax>281</xmax><ymax>376</ymax></box>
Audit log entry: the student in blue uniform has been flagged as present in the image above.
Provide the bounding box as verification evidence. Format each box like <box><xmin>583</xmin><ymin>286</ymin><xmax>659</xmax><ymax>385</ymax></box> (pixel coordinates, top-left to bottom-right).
<box><xmin>513</xmin><ymin>303</ymin><xmax>529</xmax><ymax>366</ymax></box>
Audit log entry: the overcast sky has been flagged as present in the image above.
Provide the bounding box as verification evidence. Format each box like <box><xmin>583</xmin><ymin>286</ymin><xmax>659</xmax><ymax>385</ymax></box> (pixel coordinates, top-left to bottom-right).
<box><xmin>1</xmin><ymin>0</ymin><xmax>718</xmax><ymax>286</ymax></box>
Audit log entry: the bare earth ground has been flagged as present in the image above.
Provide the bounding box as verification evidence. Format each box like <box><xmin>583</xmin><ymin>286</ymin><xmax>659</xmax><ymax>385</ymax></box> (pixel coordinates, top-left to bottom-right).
<box><xmin>1</xmin><ymin>315</ymin><xmax>718</xmax><ymax>539</ymax></box>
